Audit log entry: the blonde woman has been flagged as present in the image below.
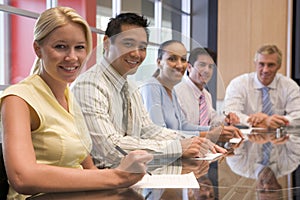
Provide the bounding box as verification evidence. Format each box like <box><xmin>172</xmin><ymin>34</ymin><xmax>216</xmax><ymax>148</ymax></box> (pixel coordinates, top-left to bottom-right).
<box><xmin>0</xmin><ymin>6</ymin><xmax>152</xmax><ymax>200</ymax></box>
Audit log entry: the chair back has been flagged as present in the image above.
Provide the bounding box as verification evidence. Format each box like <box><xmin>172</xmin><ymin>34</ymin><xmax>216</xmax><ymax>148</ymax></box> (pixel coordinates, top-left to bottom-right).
<box><xmin>0</xmin><ymin>143</ymin><xmax>8</xmax><ymax>199</ymax></box>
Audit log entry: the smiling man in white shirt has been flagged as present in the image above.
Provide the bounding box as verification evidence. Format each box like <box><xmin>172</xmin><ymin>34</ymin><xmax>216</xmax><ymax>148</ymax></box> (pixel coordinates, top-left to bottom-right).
<box><xmin>223</xmin><ymin>44</ymin><xmax>300</xmax><ymax>128</ymax></box>
<box><xmin>175</xmin><ymin>48</ymin><xmax>240</xmax><ymax>138</ymax></box>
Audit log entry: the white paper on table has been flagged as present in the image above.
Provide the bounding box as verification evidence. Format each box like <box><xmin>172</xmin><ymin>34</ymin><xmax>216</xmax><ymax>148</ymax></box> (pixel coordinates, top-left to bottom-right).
<box><xmin>240</xmin><ymin>128</ymin><xmax>252</xmax><ymax>135</ymax></box>
<box><xmin>240</xmin><ymin>127</ymin><xmax>267</xmax><ymax>135</ymax></box>
<box><xmin>190</xmin><ymin>153</ymin><xmax>223</xmax><ymax>161</ymax></box>
<box><xmin>229</xmin><ymin>138</ymin><xmax>242</xmax><ymax>143</ymax></box>
<box><xmin>131</xmin><ymin>172</ymin><xmax>199</xmax><ymax>188</ymax></box>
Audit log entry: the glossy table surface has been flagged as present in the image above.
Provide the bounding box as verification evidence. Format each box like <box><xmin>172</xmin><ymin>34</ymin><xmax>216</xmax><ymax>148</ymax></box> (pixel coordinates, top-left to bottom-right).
<box><xmin>27</xmin><ymin>127</ymin><xmax>300</xmax><ymax>200</ymax></box>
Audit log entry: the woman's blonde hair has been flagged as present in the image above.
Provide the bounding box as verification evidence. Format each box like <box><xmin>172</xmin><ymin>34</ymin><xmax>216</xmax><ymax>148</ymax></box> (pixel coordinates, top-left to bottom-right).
<box><xmin>31</xmin><ymin>6</ymin><xmax>92</xmax><ymax>74</ymax></box>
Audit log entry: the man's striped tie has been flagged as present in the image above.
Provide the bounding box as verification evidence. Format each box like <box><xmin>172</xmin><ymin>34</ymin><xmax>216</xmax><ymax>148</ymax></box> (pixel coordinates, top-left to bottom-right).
<box><xmin>261</xmin><ymin>86</ymin><xmax>273</xmax><ymax>166</ymax></box>
<box><xmin>261</xmin><ymin>87</ymin><xmax>273</xmax><ymax>116</ymax></box>
<box><xmin>199</xmin><ymin>94</ymin><xmax>209</xmax><ymax>126</ymax></box>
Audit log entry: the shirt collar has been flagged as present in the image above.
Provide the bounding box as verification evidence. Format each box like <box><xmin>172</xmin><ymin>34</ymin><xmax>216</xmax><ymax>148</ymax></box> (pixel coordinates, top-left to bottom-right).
<box><xmin>254</xmin><ymin>72</ymin><xmax>277</xmax><ymax>90</ymax></box>
<box><xmin>101</xmin><ymin>58</ymin><xmax>127</xmax><ymax>93</ymax></box>
<box><xmin>184</xmin><ymin>75</ymin><xmax>204</xmax><ymax>98</ymax></box>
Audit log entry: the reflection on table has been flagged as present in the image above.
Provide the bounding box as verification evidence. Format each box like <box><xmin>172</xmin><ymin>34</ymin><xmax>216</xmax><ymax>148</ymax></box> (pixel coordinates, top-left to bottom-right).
<box><xmin>27</xmin><ymin>188</ymin><xmax>144</xmax><ymax>200</ymax></box>
<box><xmin>28</xmin><ymin>128</ymin><xmax>300</xmax><ymax>200</ymax></box>
<box><xmin>224</xmin><ymin>128</ymin><xmax>300</xmax><ymax>199</ymax></box>
<box><xmin>226</xmin><ymin>130</ymin><xmax>300</xmax><ymax>179</ymax></box>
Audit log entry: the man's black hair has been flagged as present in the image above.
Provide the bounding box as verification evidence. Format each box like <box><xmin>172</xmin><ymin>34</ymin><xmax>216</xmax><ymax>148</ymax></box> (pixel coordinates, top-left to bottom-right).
<box><xmin>105</xmin><ymin>13</ymin><xmax>150</xmax><ymax>43</ymax></box>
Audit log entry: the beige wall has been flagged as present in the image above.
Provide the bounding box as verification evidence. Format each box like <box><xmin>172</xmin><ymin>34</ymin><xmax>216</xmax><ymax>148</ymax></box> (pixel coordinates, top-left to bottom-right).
<box><xmin>122</xmin><ymin>0</ymin><xmax>142</xmax><ymax>14</ymax></box>
<box><xmin>217</xmin><ymin>0</ymin><xmax>290</xmax><ymax>99</ymax></box>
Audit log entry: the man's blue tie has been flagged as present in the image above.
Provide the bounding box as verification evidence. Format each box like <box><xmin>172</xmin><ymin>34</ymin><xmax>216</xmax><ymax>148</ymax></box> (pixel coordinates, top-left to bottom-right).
<box><xmin>261</xmin><ymin>87</ymin><xmax>273</xmax><ymax>116</ymax></box>
<box><xmin>261</xmin><ymin>86</ymin><xmax>273</xmax><ymax>165</ymax></box>
<box><xmin>261</xmin><ymin>142</ymin><xmax>272</xmax><ymax>166</ymax></box>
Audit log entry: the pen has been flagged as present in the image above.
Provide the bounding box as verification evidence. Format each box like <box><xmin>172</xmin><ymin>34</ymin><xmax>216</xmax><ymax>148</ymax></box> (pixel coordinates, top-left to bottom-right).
<box><xmin>115</xmin><ymin>145</ymin><xmax>152</xmax><ymax>175</ymax></box>
<box><xmin>144</xmin><ymin>191</ymin><xmax>152</xmax><ymax>200</ymax></box>
<box><xmin>223</xmin><ymin>111</ymin><xmax>231</xmax><ymax>125</ymax></box>
<box><xmin>115</xmin><ymin>145</ymin><xmax>128</xmax><ymax>156</ymax></box>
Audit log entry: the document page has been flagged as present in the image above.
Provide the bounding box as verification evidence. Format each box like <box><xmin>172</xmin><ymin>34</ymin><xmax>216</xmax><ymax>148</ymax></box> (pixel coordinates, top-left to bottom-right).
<box><xmin>131</xmin><ymin>172</ymin><xmax>199</xmax><ymax>188</ymax></box>
<box><xmin>190</xmin><ymin>153</ymin><xmax>223</xmax><ymax>161</ymax></box>
<box><xmin>240</xmin><ymin>127</ymin><xmax>267</xmax><ymax>135</ymax></box>
<box><xmin>240</xmin><ymin>128</ymin><xmax>252</xmax><ymax>135</ymax></box>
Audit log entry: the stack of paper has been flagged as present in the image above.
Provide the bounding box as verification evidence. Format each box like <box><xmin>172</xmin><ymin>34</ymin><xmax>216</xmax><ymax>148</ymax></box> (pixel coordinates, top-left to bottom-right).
<box><xmin>191</xmin><ymin>153</ymin><xmax>223</xmax><ymax>161</ymax></box>
<box><xmin>131</xmin><ymin>172</ymin><xmax>199</xmax><ymax>188</ymax></box>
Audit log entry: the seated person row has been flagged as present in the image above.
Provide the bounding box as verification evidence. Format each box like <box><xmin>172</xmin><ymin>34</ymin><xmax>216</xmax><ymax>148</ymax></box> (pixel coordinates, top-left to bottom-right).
<box><xmin>223</xmin><ymin>44</ymin><xmax>300</xmax><ymax>128</ymax></box>
<box><xmin>71</xmin><ymin>13</ymin><xmax>226</xmax><ymax>169</ymax></box>
<box><xmin>0</xmin><ymin>7</ymin><xmax>152</xmax><ymax>200</ymax></box>
<box><xmin>139</xmin><ymin>40</ymin><xmax>242</xmax><ymax>141</ymax></box>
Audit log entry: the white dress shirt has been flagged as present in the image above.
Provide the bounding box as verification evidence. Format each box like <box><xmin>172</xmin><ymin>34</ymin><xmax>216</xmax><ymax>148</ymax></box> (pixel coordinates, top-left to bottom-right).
<box><xmin>224</xmin><ymin>72</ymin><xmax>300</xmax><ymax>126</ymax></box>
<box><xmin>175</xmin><ymin>75</ymin><xmax>224</xmax><ymax>126</ymax></box>
<box><xmin>71</xmin><ymin>58</ymin><xmax>182</xmax><ymax>168</ymax></box>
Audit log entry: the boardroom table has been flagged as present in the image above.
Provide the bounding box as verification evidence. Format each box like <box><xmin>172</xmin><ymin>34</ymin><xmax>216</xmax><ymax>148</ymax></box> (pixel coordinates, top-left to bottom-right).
<box><xmin>27</xmin><ymin>126</ymin><xmax>300</xmax><ymax>200</ymax></box>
